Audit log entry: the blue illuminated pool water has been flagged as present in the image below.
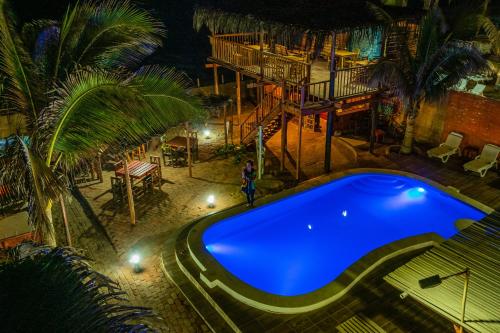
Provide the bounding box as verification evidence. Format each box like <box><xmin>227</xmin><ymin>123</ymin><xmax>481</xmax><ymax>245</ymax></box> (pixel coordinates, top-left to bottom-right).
<box><xmin>202</xmin><ymin>173</ymin><xmax>486</xmax><ymax>297</ymax></box>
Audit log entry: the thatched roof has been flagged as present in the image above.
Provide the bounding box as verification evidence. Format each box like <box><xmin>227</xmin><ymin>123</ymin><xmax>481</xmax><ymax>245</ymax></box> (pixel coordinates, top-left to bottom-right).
<box><xmin>193</xmin><ymin>0</ymin><xmax>421</xmax><ymax>35</ymax></box>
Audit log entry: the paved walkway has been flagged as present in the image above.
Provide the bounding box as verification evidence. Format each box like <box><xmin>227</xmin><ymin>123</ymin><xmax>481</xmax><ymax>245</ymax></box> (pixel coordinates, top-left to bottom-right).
<box><xmin>59</xmin><ymin>117</ymin><xmax>499</xmax><ymax>332</ymax></box>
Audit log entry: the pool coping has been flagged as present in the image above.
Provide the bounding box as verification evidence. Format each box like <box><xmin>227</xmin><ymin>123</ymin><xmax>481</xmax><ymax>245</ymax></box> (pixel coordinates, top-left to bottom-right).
<box><xmin>185</xmin><ymin>168</ymin><xmax>493</xmax><ymax>314</ymax></box>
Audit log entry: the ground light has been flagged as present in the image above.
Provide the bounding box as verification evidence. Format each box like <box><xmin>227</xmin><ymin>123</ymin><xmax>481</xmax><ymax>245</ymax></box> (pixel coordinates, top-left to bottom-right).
<box><xmin>419</xmin><ymin>268</ymin><xmax>470</xmax><ymax>333</ymax></box>
<box><xmin>207</xmin><ymin>194</ymin><xmax>215</xmax><ymax>208</ymax></box>
<box><xmin>203</xmin><ymin>129</ymin><xmax>211</xmax><ymax>139</ymax></box>
<box><xmin>129</xmin><ymin>253</ymin><xmax>142</xmax><ymax>273</ymax></box>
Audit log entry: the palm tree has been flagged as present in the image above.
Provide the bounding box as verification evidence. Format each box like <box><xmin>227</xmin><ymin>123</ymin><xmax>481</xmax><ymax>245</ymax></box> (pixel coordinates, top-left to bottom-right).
<box><xmin>439</xmin><ymin>0</ymin><xmax>499</xmax><ymax>55</ymax></box>
<box><xmin>368</xmin><ymin>6</ymin><xmax>488</xmax><ymax>153</ymax></box>
<box><xmin>0</xmin><ymin>0</ymin><xmax>205</xmax><ymax>246</ymax></box>
<box><xmin>0</xmin><ymin>243</ymin><xmax>154</xmax><ymax>331</ymax></box>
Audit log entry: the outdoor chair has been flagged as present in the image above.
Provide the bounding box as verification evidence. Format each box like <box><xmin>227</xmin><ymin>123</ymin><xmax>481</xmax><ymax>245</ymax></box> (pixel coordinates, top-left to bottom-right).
<box><xmin>454</xmin><ymin>79</ymin><xmax>468</xmax><ymax>91</ymax></box>
<box><xmin>110</xmin><ymin>177</ymin><xmax>126</xmax><ymax>206</ymax></box>
<box><xmin>470</xmin><ymin>83</ymin><xmax>486</xmax><ymax>96</ymax></box>
<box><xmin>463</xmin><ymin>144</ymin><xmax>500</xmax><ymax>177</ymax></box>
<box><xmin>427</xmin><ymin>131</ymin><xmax>463</xmax><ymax>163</ymax></box>
<box><xmin>162</xmin><ymin>144</ymin><xmax>173</xmax><ymax>166</ymax></box>
<box><xmin>275</xmin><ymin>44</ymin><xmax>288</xmax><ymax>56</ymax></box>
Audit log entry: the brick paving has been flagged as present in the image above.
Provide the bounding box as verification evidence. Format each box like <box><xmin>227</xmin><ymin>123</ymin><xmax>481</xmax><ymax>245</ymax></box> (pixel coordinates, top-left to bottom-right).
<box><xmin>55</xmin><ymin>114</ymin><xmax>499</xmax><ymax>332</ymax></box>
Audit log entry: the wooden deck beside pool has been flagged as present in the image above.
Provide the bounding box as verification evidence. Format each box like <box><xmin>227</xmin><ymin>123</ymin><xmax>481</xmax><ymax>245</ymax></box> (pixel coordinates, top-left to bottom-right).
<box><xmin>385</xmin><ymin>211</ymin><xmax>500</xmax><ymax>333</ymax></box>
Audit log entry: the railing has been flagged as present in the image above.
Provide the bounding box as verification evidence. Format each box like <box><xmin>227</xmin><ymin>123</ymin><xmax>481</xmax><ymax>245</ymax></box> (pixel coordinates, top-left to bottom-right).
<box><xmin>240</xmin><ymin>86</ymin><xmax>282</xmax><ymax>143</ymax></box>
<box><xmin>287</xmin><ymin>80</ymin><xmax>330</xmax><ymax>108</ymax></box>
<box><xmin>334</xmin><ymin>65</ymin><xmax>377</xmax><ymax>99</ymax></box>
<box><xmin>285</xmin><ymin>65</ymin><xmax>376</xmax><ymax>109</ymax></box>
<box><xmin>210</xmin><ymin>34</ymin><xmax>309</xmax><ymax>84</ymax></box>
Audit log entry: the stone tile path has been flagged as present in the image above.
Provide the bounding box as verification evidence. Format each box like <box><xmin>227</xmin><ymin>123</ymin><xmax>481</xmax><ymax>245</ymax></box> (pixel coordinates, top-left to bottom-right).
<box><xmin>58</xmin><ymin>114</ymin><xmax>499</xmax><ymax>332</ymax></box>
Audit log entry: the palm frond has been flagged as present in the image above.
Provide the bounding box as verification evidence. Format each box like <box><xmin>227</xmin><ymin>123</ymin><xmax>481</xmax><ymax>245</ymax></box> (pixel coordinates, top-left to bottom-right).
<box><xmin>48</xmin><ymin>0</ymin><xmax>165</xmax><ymax>81</ymax></box>
<box><xmin>21</xmin><ymin>20</ymin><xmax>60</xmax><ymax>80</ymax></box>
<box><xmin>0</xmin><ymin>244</ymin><xmax>154</xmax><ymax>332</ymax></box>
<box><xmin>0</xmin><ymin>137</ymin><xmax>66</xmax><ymax>241</ymax></box>
<box><xmin>368</xmin><ymin>60</ymin><xmax>412</xmax><ymax>104</ymax></box>
<box><xmin>40</xmin><ymin>66</ymin><xmax>204</xmax><ymax>168</ymax></box>
<box><xmin>415</xmin><ymin>8</ymin><xmax>447</xmax><ymax>68</ymax></box>
<box><xmin>0</xmin><ymin>0</ymin><xmax>42</xmax><ymax>118</ymax></box>
<box><xmin>416</xmin><ymin>43</ymin><xmax>488</xmax><ymax>102</ymax></box>
<box><xmin>478</xmin><ymin>15</ymin><xmax>500</xmax><ymax>54</ymax></box>
<box><xmin>366</xmin><ymin>1</ymin><xmax>393</xmax><ymax>24</ymax></box>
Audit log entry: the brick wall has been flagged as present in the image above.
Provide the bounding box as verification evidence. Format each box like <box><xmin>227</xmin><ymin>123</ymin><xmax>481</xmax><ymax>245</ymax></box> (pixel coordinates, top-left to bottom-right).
<box><xmin>442</xmin><ymin>91</ymin><xmax>500</xmax><ymax>149</ymax></box>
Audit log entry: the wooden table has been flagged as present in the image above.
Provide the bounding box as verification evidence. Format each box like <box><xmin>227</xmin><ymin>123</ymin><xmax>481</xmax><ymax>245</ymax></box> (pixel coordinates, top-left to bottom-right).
<box><xmin>165</xmin><ymin>136</ymin><xmax>198</xmax><ymax>161</ymax></box>
<box><xmin>115</xmin><ymin>160</ymin><xmax>161</xmax><ymax>189</ymax></box>
<box><xmin>335</xmin><ymin>49</ymin><xmax>358</xmax><ymax>68</ymax></box>
<box><xmin>247</xmin><ymin>44</ymin><xmax>269</xmax><ymax>51</ymax></box>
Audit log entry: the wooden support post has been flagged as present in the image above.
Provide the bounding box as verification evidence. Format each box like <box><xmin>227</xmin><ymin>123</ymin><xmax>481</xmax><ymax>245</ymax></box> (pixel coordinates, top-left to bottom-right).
<box><xmin>259</xmin><ymin>23</ymin><xmax>265</xmax><ymax>78</ymax></box>
<box><xmin>213</xmin><ymin>66</ymin><xmax>219</xmax><ymax>95</ymax></box>
<box><xmin>280</xmin><ymin>81</ymin><xmax>287</xmax><ymax>172</ymax></box>
<box><xmin>186</xmin><ymin>122</ymin><xmax>192</xmax><ymax>178</ymax></box>
<box><xmin>325</xmin><ymin>111</ymin><xmax>334</xmax><ymax>173</ymax></box>
<box><xmin>223</xmin><ymin>104</ymin><xmax>228</xmax><ymax>151</ymax></box>
<box><xmin>325</xmin><ymin>31</ymin><xmax>337</xmax><ymax>173</ymax></box>
<box><xmin>296</xmin><ymin>114</ymin><xmax>303</xmax><ymax>181</ymax></box>
<box><xmin>123</xmin><ymin>158</ymin><xmax>136</xmax><ymax>225</ymax></box>
<box><xmin>236</xmin><ymin>71</ymin><xmax>241</xmax><ymax>126</ymax></box>
<box><xmin>59</xmin><ymin>194</ymin><xmax>71</xmax><ymax>247</ymax></box>
<box><xmin>96</xmin><ymin>154</ymin><xmax>103</xmax><ymax>183</ymax></box>
<box><xmin>369</xmin><ymin>102</ymin><xmax>377</xmax><ymax>153</ymax></box>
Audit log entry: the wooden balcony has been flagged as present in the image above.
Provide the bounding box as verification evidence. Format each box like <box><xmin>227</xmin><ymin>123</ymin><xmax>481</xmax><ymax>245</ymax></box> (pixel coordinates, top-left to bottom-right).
<box><xmin>209</xmin><ymin>33</ymin><xmax>310</xmax><ymax>84</ymax></box>
<box><xmin>209</xmin><ymin>33</ymin><xmax>378</xmax><ymax>101</ymax></box>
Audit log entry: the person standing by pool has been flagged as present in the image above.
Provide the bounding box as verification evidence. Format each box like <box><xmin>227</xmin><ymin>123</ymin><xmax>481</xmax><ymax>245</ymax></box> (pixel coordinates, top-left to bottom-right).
<box><xmin>242</xmin><ymin>160</ymin><xmax>256</xmax><ymax>207</ymax></box>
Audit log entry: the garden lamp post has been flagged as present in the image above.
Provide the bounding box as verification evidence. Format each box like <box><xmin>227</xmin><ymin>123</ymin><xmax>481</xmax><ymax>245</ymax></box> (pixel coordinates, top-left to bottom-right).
<box><xmin>418</xmin><ymin>268</ymin><xmax>470</xmax><ymax>333</ymax></box>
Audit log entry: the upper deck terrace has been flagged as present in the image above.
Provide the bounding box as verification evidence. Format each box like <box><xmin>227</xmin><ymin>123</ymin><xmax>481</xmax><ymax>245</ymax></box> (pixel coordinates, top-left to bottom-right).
<box><xmin>209</xmin><ymin>32</ymin><xmax>379</xmax><ymax>101</ymax></box>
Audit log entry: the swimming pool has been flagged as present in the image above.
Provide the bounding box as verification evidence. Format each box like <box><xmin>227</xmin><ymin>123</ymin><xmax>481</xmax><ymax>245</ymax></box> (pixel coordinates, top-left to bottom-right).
<box><xmin>187</xmin><ymin>170</ymin><xmax>489</xmax><ymax>313</ymax></box>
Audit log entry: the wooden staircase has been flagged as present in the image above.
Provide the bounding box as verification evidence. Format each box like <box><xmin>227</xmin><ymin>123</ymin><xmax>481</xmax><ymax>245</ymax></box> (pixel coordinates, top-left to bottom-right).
<box><xmin>240</xmin><ymin>81</ymin><xmax>333</xmax><ymax>145</ymax></box>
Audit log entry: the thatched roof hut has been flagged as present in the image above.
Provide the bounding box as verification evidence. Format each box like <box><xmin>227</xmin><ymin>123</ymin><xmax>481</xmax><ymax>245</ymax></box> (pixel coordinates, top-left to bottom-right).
<box><xmin>193</xmin><ymin>0</ymin><xmax>422</xmax><ymax>42</ymax></box>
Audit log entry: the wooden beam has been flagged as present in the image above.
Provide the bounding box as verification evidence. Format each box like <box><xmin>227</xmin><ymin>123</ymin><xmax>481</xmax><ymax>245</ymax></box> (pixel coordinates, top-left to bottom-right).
<box><xmin>213</xmin><ymin>66</ymin><xmax>219</xmax><ymax>95</ymax></box>
<box><xmin>236</xmin><ymin>71</ymin><xmax>241</xmax><ymax>126</ymax></box>
<box><xmin>123</xmin><ymin>158</ymin><xmax>135</xmax><ymax>225</ymax></box>
<box><xmin>296</xmin><ymin>114</ymin><xmax>302</xmax><ymax>181</ymax></box>
<box><xmin>369</xmin><ymin>102</ymin><xmax>377</xmax><ymax>153</ymax></box>
<box><xmin>325</xmin><ymin>31</ymin><xmax>336</xmax><ymax>173</ymax></box>
<box><xmin>59</xmin><ymin>194</ymin><xmax>71</xmax><ymax>247</ymax></box>
<box><xmin>205</xmin><ymin>63</ymin><xmax>221</xmax><ymax>69</ymax></box>
<box><xmin>280</xmin><ymin>81</ymin><xmax>287</xmax><ymax>172</ymax></box>
<box><xmin>223</xmin><ymin>104</ymin><xmax>229</xmax><ymax>159</ymax></box>
<box><xmin>186</xmin><ymin>122</ymin><xmax>192</xmax><ymax>178</ymax></box>
<box><xmin>259</xmin><ymin>23</ymin><xmax>265</xmax><ymax>78</ymax></box>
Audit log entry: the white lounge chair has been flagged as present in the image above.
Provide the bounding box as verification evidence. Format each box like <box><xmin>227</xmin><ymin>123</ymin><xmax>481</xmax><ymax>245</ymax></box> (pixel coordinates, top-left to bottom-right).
<box><xmin>427</xmin><ymin>132</ymin><xmax>463</xmax><ymax>163</ymax></box>
<box><xmin>454</xmin><ymin>79</ymin><xmax>468</xmax><ymax>91</ymax></box>
<box><xmin>463</xmin><ymin>144</ymin><xmax>500</xmax><ymax>177</ymax></box>
<box><xmin>470</xmin><ymin>83</ymin><xmax>486</xmax><ymax>96</ymax></box>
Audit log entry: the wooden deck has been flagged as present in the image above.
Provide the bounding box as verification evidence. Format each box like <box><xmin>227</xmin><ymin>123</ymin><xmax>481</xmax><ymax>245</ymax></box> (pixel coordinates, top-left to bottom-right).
<box><xmin>385</xmin><ymin>211</ymin><xmax>500</xmax><ymax>333</ymax></box>
<box><xmin>209</xmin><ymin>33</ymin><xmax>376</xmax><ymax>101</ymax></box>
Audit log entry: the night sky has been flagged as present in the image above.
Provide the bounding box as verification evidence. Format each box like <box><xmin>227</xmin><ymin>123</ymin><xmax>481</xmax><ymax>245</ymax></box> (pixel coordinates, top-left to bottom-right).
<box><xmin>12</xmin><ymin>0</ymin><xmax>212</xmax><ymax>82</ymax></box>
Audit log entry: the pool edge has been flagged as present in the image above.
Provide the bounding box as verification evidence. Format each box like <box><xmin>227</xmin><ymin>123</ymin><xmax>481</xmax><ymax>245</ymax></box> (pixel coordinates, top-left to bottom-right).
<box><xmin>182</xmin><ymin>168</ymin><xmax>492</xmax><ymax>314</ymax></box>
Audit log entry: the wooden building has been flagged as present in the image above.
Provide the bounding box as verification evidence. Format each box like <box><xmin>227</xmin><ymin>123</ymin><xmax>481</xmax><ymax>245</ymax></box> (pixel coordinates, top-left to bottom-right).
<box><xmin>194</xmin><ymin>0</ymin><xmax>419</xmax><ymax>179</ymax></box>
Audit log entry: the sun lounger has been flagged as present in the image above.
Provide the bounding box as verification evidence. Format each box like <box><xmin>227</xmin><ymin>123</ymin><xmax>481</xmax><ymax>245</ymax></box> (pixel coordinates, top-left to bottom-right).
<box><xmin>470</xmin><ymin>83</ymin><xmax>486</xmax><ymax>96</ymax></box>
<box><xmin>463</xmin><ymin>144</ymin><xmax>500</xmax><ymax>177</ymax></box>
<box><xmin>454</xmin><ymin>79</ymin><xmax>467</xmax><ymax>91</ymax></box>
<box><xmin>427</xmin><ymin>132</ymin><xmax>463</xmax><ymax>163</ymax></box>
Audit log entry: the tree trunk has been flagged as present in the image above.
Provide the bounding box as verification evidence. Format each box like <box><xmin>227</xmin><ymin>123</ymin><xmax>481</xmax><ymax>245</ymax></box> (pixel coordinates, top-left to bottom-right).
<box><xmin>44</xmin><ymin>200</ymin><xmax>57</xmax><ymax>246</ymax></box>
<box><xmin>401</xmin><ymin>113</ymin><xmax>416</xmax><ymax>154</ymax></box>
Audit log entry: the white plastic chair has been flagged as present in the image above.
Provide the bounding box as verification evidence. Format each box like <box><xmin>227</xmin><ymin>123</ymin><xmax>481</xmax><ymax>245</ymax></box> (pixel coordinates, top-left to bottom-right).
<box><xmin>463</xmin><ymin>144</ymin><xmax>500</xmax><ymax>177</ymax></box>
<box><xmin>470</xmin><ymin>83</ymin><xmax>486</xmax><ymax>96</ymax></box>
<box><xmin>454</xmin><ymin>79</ymin><xmax>468</xmax><ymax>91</ymax></box>
<box><xmin>427</xmin><ymin>132</ymin><xmax>463</xmax><ymax>163</ymax></box>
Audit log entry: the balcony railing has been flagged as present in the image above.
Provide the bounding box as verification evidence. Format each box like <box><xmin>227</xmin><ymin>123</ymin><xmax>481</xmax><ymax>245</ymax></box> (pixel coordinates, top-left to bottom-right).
<box><xmin>210</xmin><ymin>34</ymin><xmax>310</xmax><ymax>84</ymax></box>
